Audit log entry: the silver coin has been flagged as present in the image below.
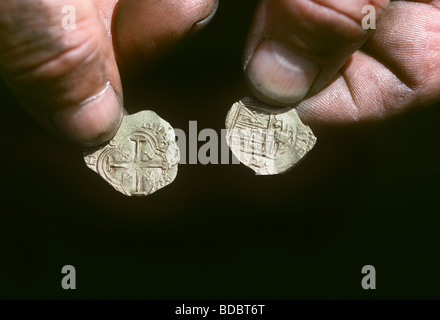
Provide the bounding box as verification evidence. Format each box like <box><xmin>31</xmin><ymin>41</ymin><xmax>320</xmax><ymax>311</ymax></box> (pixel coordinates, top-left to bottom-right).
<box><xmin>225</xmin><ymin>97</ymin><xmax>316</xmax><ymax>175</ymax></box>
<box><xmin>84</xmin><ymin>110</ymin><xmax>180</xmax><ymax>196</ymax></box>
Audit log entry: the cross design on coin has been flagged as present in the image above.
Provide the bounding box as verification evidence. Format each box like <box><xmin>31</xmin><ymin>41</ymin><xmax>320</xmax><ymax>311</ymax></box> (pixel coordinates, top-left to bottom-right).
<box><xmin>84</xmin><ymin>111</ymin><xmax>180</xmax><ymax>197</ymax></box>
<box><xmin>106</xmin><ymin>134</ymin><xmax>165</xmax><ymax>196</ymax></box>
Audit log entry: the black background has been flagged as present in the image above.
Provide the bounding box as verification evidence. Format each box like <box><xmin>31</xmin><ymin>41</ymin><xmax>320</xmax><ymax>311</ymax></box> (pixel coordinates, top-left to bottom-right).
<box><xmin>0</xmin><ymin>1</ymin><xmax>439</xmax><ymax>299</ymax></box>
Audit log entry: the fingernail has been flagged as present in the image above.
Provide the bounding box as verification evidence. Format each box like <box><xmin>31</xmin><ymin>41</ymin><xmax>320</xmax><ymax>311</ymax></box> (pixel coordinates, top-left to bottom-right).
<box><xmin>246</xmin><ymin>39</ymin><xmax>320</xmax><ymax>105</ymax></box>
<box><xmin>51</xmin><ymin>82</ymin><xmax>123</xmax><ymax>147</ymax></box>
<box><xmin>188</xmin><ymin>0</ymin><xmax>219</xmax><ymax>35</ymax></box>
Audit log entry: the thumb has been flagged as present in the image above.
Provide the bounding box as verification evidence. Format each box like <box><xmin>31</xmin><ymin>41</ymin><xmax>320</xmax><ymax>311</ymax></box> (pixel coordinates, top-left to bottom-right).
<box><xmin>0</xmin><ymin>0</ymin><xmax>123</xmax><ymax>146</ymax></box>
<box><xmin>244</xmin><ymin>0</ymin><xmax>389</xmax><ymax>106</ymax></box>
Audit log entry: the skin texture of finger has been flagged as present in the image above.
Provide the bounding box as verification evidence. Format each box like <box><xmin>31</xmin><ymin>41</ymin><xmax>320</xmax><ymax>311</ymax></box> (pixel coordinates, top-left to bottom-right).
<box><xmin>244</xmin><ymin>0</ymin><xmax>389</xmax><ymax>106</ymax></box>
<box><xmin>0</xmin><ymin>0</ymin><xmax>123</xmax><ymax>146</ymax></box>
<box><xmin>96</xmin><ymin>0</ymin><xmax>119</xmax><ymax>34</ymax></box>
<box><xmin>113</xmin><ymin>0</ymin><xmax>218</xmax><ymax>67</ymax></box>
<box><xmin>296</xmin><ymin>0</ymin><xmax>440</xmax><ymax>124</ymax></box>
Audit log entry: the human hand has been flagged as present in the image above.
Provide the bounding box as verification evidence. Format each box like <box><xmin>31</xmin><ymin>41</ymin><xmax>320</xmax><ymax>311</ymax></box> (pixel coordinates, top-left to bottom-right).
<box><xmin>243</xmin><ymin>0</ymin><xmax>440</xmax><ymax>124</ymax></box>
<box><xmin>0</xmin><ymin>0</ymin><xmax>217</xmax><ymax>146</ymax></box>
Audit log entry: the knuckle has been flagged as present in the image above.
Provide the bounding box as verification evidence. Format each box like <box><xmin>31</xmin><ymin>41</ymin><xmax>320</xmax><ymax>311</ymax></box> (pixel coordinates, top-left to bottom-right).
<box><xmin>305</xmin><ymin>0</ymin><xmax>367</xmax><ymax>34</ymax></box>
<box><xmin>0</xmin><ymin>25</ymin><xmax>107</xmax><ymax>113</ymax></box>
<box><xmin>2</xmin><ymin>25</ymin><xmax>100</xmax><ymax>83</ymax></box>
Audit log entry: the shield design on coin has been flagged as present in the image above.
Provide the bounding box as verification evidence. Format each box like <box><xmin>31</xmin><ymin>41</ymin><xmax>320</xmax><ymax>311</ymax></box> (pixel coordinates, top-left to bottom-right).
<box><xmin>225</xmin><ymin>97</ymin><xmax>316</xmax><ymax>175</ymax></box>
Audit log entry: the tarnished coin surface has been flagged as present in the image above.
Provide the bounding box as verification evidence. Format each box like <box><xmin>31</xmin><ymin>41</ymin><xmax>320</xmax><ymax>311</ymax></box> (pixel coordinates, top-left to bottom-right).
<box><xmin>84</xmin><ymin>111</ymin><xmax>180</xmax><ymax>196</ymax></box>
<box><xmin>225</xmin><ymin>97</ymin><xmax>316</xmax><ymax>175</ymax></box>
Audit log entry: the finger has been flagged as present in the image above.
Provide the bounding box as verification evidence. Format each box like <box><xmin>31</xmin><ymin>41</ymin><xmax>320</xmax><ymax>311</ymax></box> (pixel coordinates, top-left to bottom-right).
<box><xmin>244</xmin><ymin>0</ymin><xmax>389</xmax><ymax>106</ymax></box>
<box><xmin>113</xmin><ymin>0</ymin><xmax>219</xmax><ymax>66</ymax></box>
<box><xmin>0</xmin><ymin>0</ymin><xmax>123</xmax><ymax>147</ymax></box>
<box><xmin>296</xmin><ymin>0</ymin><xmax>440</xmax><ymax>124</ymax></box>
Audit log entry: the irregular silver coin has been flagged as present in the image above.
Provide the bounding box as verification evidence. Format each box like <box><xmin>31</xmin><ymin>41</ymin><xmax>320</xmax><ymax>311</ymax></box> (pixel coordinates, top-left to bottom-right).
<box><xmin>225</xmin><ymin>97</ymin><xmax>316</xmax><ymax>175</ymax></box>
<box><xmin>84</xmin><ymin>111</ymin><xmax>180</xmax><ymax>196</ymax></box>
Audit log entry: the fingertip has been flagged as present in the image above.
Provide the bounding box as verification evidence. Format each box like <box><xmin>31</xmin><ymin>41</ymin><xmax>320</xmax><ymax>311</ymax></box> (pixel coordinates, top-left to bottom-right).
<box><xmin>188</xmin><ymin>0</ymin><xmax>219</xmax><ymax>35</ymax></box>
<box><xmin>243</xmin><ymin>0</ymin><xmax>391</xmax><ymax>108</ymax></box>
<box><xmin>51</xmin><ymin>82</ymin><xmax>123</xmax><ymax>147</ymax></box>
<box><xmin>114</xmin><ymin>0</ymin><xmax>219</xmax><ymax>64</ymax></box>
<box><xmin>245</xmin><ymin>39</ymin><xmax>320</xmax><ymax>106</ymax></box>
